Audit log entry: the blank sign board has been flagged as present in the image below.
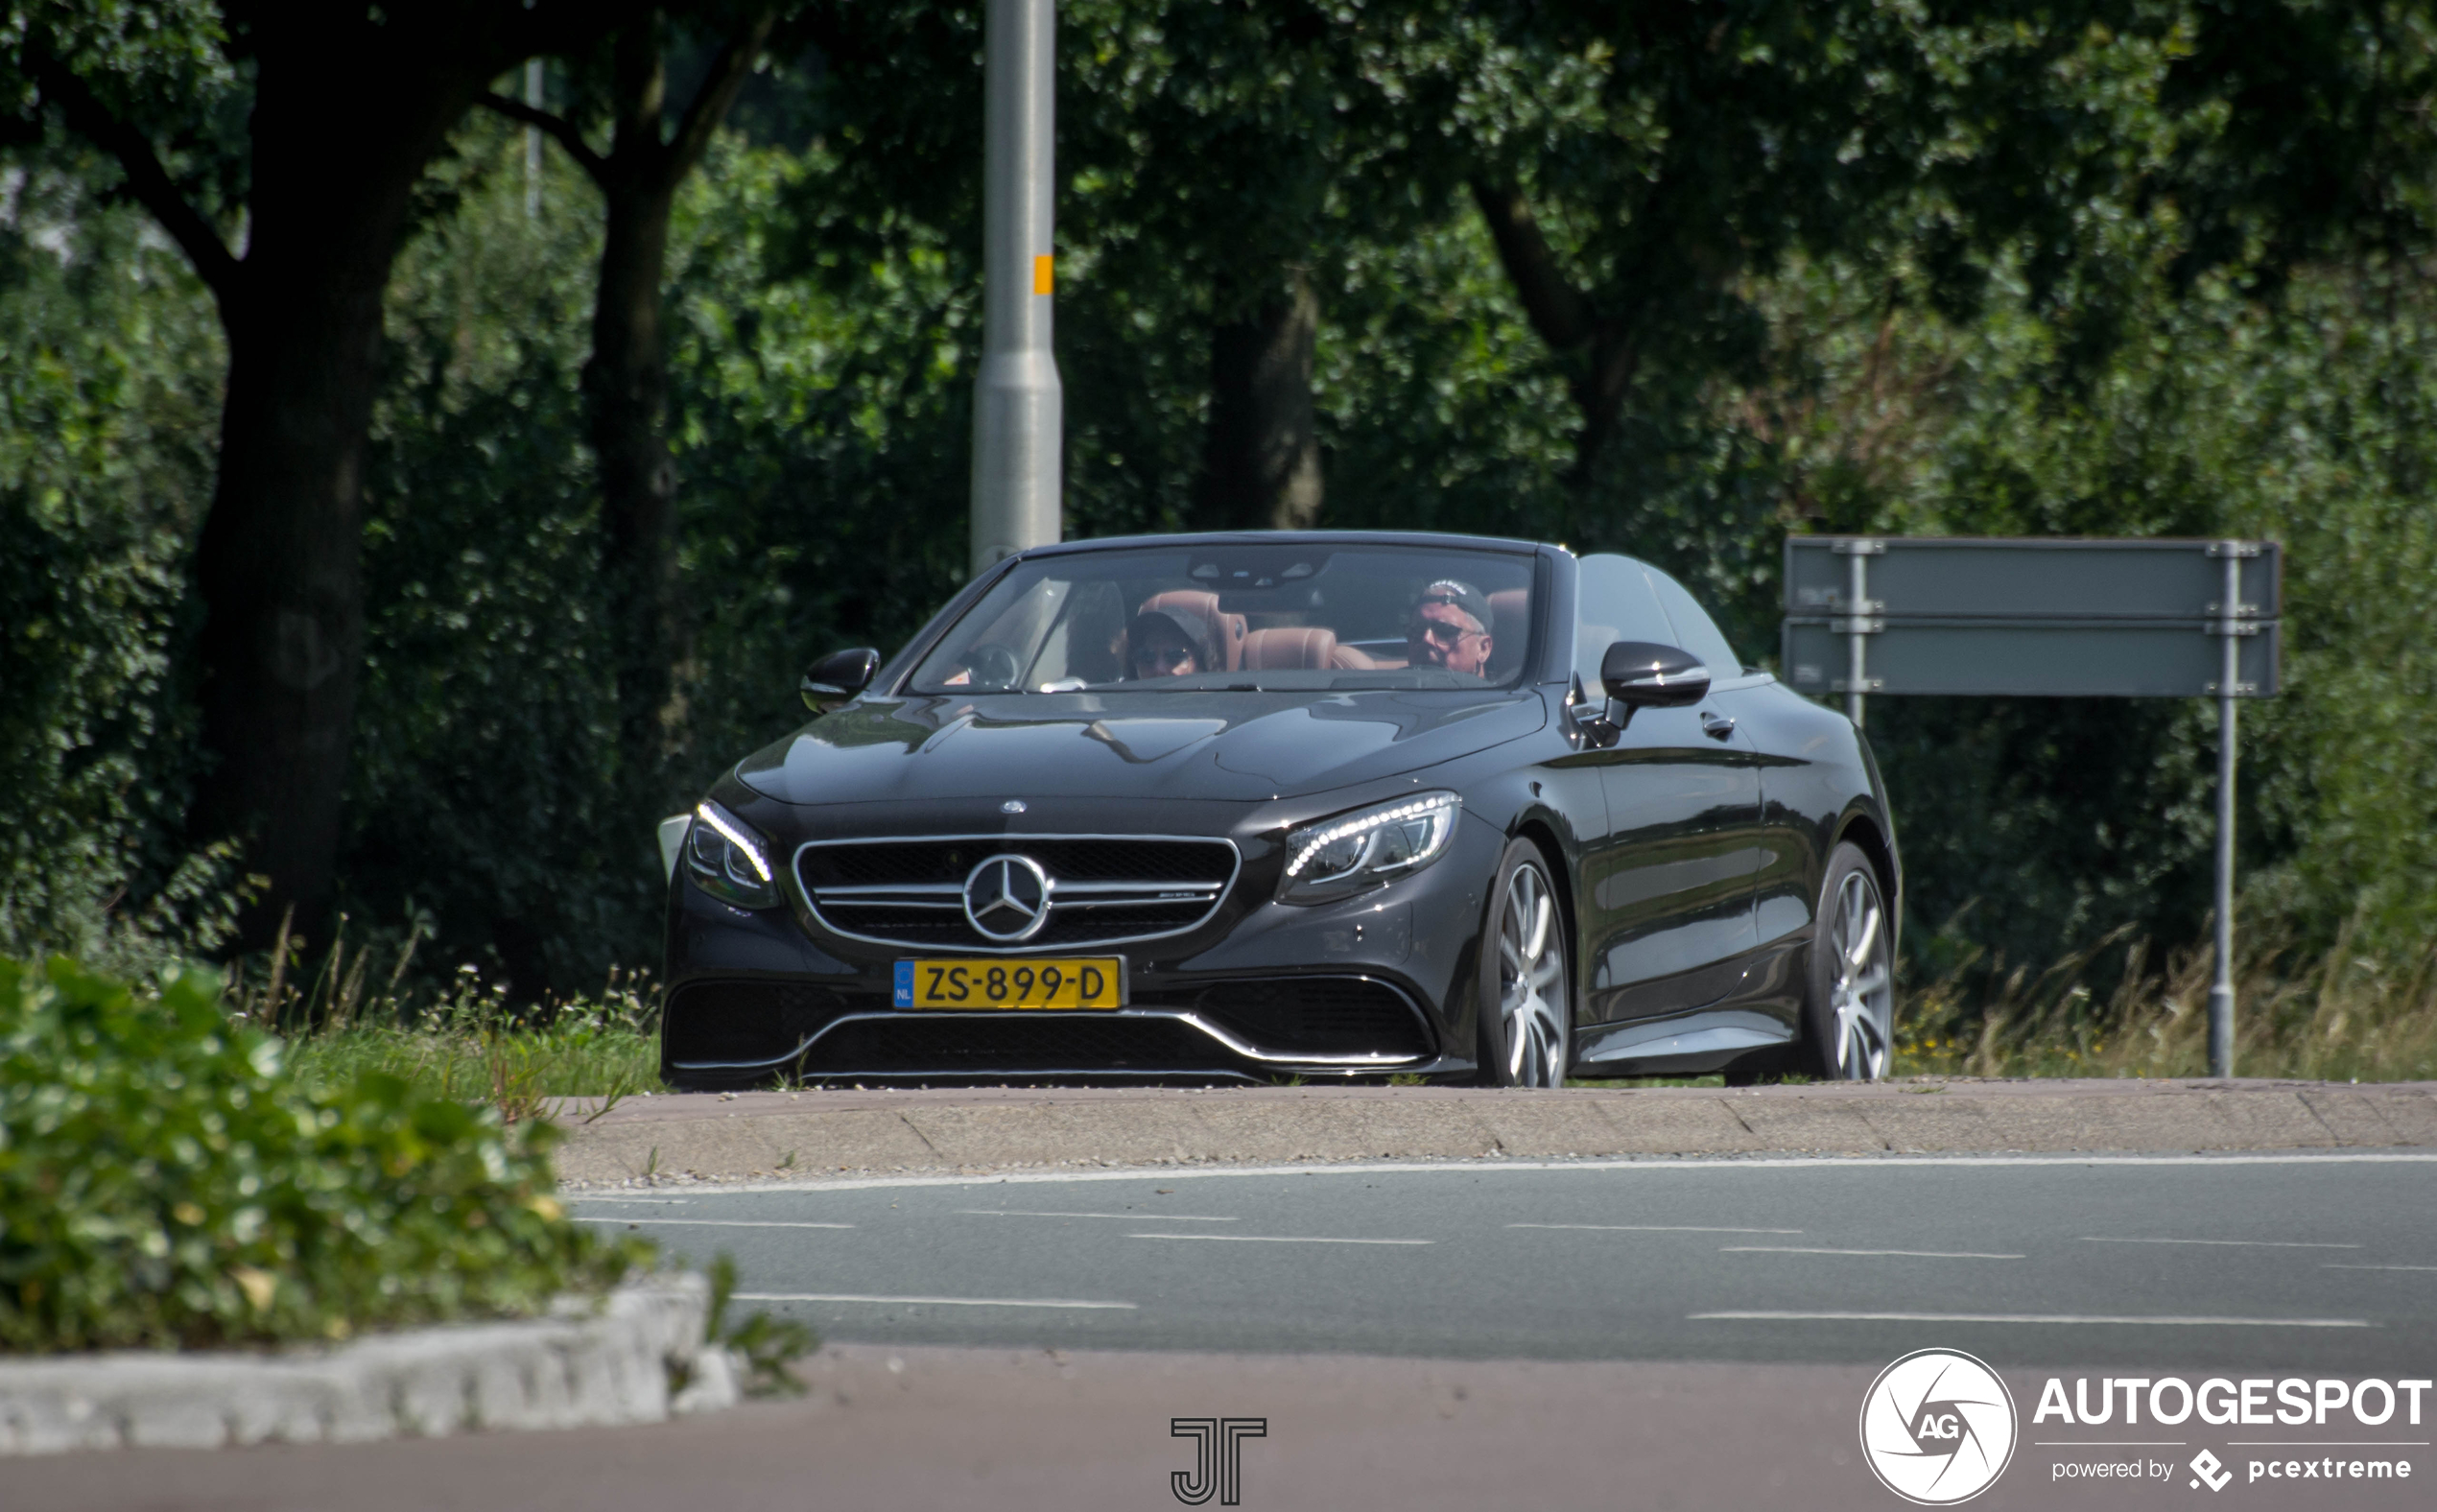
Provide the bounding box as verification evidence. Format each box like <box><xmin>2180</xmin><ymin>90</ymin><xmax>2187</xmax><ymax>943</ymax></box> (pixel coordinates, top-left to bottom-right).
<box><xmin>1783</xmin><ymin>618</ymin><xmax>2282</xmax><ymax>699</ymax></box>
<box><xmin>1781</xmin><ymin>535</ymin><xmax>2283</xmax><ymax>701</ymax></box>
<box><xmin>1784</xmin><ymin>537</ymin><xmax>2281</xmax><ymax>622</ymax></box>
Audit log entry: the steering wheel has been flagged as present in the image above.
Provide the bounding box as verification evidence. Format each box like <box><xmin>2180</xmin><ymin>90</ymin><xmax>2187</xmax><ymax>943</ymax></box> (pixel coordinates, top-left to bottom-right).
<box><xmin>959</xmin><ymin>643</ymin><xmax>1022</xmax><ymax>691</ymax></box>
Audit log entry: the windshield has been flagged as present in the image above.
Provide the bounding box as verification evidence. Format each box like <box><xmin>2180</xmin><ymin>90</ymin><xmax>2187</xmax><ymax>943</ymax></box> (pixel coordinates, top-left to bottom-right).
<box><xmin>908</xmin><ymin>543</ymin><xmax>1539</xmax><ymax>694</ymax></box>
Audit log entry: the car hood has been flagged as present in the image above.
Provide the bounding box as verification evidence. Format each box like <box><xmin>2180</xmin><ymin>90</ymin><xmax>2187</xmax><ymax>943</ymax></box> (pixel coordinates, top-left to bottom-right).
<box><xmin>735</xmin><ymin>688</ymin><xmax>1548</xmax><ymax>808</ymax></box>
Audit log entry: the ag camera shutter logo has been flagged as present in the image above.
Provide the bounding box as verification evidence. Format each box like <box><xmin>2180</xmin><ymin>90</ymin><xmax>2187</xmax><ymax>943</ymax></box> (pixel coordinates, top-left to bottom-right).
<box><xmin>1859</xmin><ymin>1348</ymin><xmax>2019</xmax><ymax>1504</ymax></box>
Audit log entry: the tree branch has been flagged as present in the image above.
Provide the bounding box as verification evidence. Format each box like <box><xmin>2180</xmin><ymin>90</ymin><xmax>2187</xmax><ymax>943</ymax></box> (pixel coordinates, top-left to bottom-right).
<box><xmin>29</xmin><ymin>48</ymin><xmax>240</xmax><ymax>305</ymax></box>
<box><xmin>478</xmin><ymin>91</ymin><xmax>609</xmax><ymax>184</ymax></box>
<box><xmin>664</xmin><ymin>9</ymin><xmax>779</xmax><ymax>184</ymax></box>
<box><xmin>1469</xmin><ymin>179</ymin><xmax>1595</xmax><ymax>354</ymax></box>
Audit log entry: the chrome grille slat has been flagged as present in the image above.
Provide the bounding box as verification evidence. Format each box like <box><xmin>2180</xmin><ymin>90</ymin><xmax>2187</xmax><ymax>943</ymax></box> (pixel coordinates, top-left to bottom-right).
<box><xmin>795</xmin><ymin>833</ymin><xmax>1241</xmax><ymax>953</ymax></box>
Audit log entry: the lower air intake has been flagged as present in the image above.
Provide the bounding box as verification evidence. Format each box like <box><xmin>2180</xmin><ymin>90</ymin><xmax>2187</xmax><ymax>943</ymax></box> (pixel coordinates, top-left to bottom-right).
<box><xmin>662</xmin><ymin>980</ymin><xmax>847</xmax><ymax>1068</ymax></box>
<box><xmin>796</xmin><ymin>1014</ymin><xmax>1238</xmax><ymax>1075</ymax></box>
<box><xmin>1193</xmin><ymin>978</ymin><xmax>1433</xmax><ymax>1059</ymax></box>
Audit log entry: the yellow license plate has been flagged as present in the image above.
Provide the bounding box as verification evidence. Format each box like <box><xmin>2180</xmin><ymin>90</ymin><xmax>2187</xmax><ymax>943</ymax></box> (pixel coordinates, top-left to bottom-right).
<box><xmin>892</xmin><ymin>957</ymin><xmax>1125</xmax><ymax>1010</ymax></box>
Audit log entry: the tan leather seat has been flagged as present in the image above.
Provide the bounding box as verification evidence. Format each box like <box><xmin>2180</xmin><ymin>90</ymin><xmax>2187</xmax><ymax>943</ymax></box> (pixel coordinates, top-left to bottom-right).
<box><xmin>1136</xmin><ymin>590</ymin><xmax>1247</xmax><ymax>671</ymax></box>
<box><xmin>1242</xmin><ymin>626</ymin><xmax>1344</xmax><ymax>671</ymax></box>
<box><xmin>1486</xmin><ymin>588</ymin><xmax>1529</xmax><ymax>679</ymax></box>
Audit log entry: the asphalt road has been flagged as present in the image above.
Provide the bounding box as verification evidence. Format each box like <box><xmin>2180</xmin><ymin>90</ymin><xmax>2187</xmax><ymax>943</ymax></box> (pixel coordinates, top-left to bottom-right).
<box><xmin>22</xmin><ymin>1152</ymin><xmax>2436</xmax><ymax>1512</ymax></box>
<box><xmin>573</xmin><ymin>1151</ymin><xmax>2437</xmax><ymax>1372</ymax></box>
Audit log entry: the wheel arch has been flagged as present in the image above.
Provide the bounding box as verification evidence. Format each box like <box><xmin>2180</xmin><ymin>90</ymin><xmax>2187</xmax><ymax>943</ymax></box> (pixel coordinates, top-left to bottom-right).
<box><xmin>1831</xmin><ymin>807</ymin><xmax>1902</xmax><ymax>982</ymax></box>
<box><xmin>1508</xmin><ymin>812</ymin><xmax>1581</xmax><ymax>1035</ymax></box>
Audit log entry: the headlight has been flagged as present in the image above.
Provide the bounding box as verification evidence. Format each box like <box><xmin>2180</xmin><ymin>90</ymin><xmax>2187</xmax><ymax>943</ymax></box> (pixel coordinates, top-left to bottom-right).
<box><xmin>683</xmin><ymin>801</ymin><xmax>780</xmax><ymax>909</ymax></box>
<box><xmin>1278</xmin><ymin>791</ymin><xmax>1461</xmax><ymax>903</ymax></box>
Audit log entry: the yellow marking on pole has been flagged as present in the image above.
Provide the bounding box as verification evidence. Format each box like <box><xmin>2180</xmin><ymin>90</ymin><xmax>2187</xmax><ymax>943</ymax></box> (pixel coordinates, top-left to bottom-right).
<box><xmin>1032</xmin><ymin>254</ymin><xmax>1054</xmax><ymax>295</ymax></box>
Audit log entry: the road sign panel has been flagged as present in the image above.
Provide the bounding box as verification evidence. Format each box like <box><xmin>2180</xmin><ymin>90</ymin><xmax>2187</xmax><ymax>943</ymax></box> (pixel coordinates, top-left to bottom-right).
<box><xmin>1784</xmin><ymin>536</ymin><xmax>2281</xmax><ymax>622</ymax></box>
<box><xmin>1777</xmin><ymin>532</ymin><xmax>2283</xmax><ymax>1082</ymax></box>
<box><xmin>1782</xmin><ymin>617</ymin><xmax>2282</xmax><ymax>698</ymax></box>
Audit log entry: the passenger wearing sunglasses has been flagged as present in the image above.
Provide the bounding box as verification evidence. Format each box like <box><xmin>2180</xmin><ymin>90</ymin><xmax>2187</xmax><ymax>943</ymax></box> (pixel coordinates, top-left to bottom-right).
<box><xmin>1124</xmin><ymin>610</ymin><xmax>1214</xmax><ymax>680</ymax></box>
<box><xmin>1406</xmin><ymin>579</ymin><xmax>1496</xmax><ymax>677</ymax></box>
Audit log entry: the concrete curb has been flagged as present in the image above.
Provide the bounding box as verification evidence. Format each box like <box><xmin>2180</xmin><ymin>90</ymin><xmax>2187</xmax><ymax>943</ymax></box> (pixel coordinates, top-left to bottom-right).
<box><xmin>550</xmin><ymin>1079</ymin><xmax>2437</xmax><ymax>1187</ymax></box>
<box><xmin>0</xmin><ymin>1278</ymin><xmax>737</xmax><ymax>1456</ymax></box>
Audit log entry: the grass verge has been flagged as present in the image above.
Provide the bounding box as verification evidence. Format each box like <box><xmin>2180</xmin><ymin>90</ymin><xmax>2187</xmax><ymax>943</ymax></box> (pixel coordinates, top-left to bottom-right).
<box><xmin>1896</xmin><ymin>924</ymin><xmax>2437</xmax><ymax>1080</ymax></box>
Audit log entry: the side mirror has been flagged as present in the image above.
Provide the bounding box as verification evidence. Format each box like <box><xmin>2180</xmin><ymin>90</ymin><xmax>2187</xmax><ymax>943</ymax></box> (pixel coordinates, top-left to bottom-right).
<box><xmin>801</xmin><ymin>647</ymin><xmax>881</xmax><ymax>713</ymax></box>
<box><xmin>1599</xmin><ymin>640</ymin><xmax>1709</xmax><ymax>714</ymax></box>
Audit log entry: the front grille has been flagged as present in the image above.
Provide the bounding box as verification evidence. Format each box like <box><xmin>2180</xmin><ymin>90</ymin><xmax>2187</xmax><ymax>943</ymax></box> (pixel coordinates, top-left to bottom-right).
<box><xmin>795</xmin><ymin>1014</ymin><xmax>1238</xmax><ymax>1075</ymax></box>
<box><xmin>662</xmin><ymin>980</ymin><xmax>848</xmax><ymax>1067</ymax></box>
<box><xmin>796</xmin><ymin>834</ymin><xmax>1239</xmax><ymax>951</ymax></box>
<box><xmin>1191</xmin><ymin>978</ymin><xmax>1434</xmax><ymax>1059</ymax></box>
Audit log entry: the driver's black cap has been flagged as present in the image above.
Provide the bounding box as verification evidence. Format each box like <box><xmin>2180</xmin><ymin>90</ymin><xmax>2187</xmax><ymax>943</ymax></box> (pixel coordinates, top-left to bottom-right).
<box><xmin>1415</xmin><ymin>579</ymin><xmax>1494</xmax><ymax>634</ymax></box>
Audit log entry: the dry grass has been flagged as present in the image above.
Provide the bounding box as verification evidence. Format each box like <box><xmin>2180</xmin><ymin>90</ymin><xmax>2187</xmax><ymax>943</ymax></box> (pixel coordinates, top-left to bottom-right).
<box><xmin>1894</xmin><ymin>922</ymin><xmax>2437</xmax><ymax>1082</ymax></box>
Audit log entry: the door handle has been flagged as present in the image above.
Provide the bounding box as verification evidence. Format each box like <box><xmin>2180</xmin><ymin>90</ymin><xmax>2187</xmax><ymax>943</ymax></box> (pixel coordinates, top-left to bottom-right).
<box><xmin>1701</xmin><ymin>712</ymin><xmax>1736</xmax><ymax>741</ymax></box>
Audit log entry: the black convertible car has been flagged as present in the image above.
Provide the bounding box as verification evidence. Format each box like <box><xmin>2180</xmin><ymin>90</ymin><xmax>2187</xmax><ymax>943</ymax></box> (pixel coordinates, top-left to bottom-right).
<box><xmin>659</xmin><ymin>532</ymin><xmax>1899</xmax><ymax>1089</ymax></box>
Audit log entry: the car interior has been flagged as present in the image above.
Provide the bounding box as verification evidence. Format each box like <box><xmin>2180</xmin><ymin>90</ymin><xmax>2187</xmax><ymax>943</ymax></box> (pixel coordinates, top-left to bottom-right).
<box><xmin>913</xmin><ymin>548</ymin><xmax>1539</xmax><ymax>692</ymax></box>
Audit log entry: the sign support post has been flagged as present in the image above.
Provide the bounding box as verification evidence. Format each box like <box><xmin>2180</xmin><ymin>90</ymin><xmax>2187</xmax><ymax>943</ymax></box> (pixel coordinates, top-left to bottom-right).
<box><xmin>2207</xmin><ymin>543</ymin><xmax>2251</xmax><ymax>1079</ymax></box>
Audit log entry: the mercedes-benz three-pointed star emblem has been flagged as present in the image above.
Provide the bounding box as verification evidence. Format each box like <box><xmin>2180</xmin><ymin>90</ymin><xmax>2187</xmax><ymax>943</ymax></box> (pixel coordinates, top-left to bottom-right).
<box><xmin>962</xmin><ymin>854</ymin><xmax>1053</xmax><ymax>942</ymax></box>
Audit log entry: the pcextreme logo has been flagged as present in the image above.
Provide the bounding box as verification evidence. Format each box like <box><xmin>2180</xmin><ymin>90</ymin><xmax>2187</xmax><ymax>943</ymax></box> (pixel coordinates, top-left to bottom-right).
<box><xmin>1859</xmin><ymin>1349</ymin><xmax>2020</xmax><ymax>1505</ymax></box>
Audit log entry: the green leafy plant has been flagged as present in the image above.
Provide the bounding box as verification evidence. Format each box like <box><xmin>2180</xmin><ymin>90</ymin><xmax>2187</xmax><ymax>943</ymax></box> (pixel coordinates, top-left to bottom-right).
<box><xmin>0</xmin><ymin>954</ymin><xmax>651</xmax><ymax>1353</ymax></box>
<box><xmin>702</xmin><ymin>1253</ymin><xmax>816</xmax><ymax>1397</ymax></box>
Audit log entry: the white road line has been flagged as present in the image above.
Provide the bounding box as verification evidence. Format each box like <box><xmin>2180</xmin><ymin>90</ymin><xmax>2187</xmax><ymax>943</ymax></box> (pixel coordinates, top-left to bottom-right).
<box><xmin>1719</xmin><ymin>1245</ymin><xmax>2023</xmax><ymax>1260</ymax></box>
<box><xmin>958</xmin><ymin>1210</ymin><xmax>1238</xmax><ymax>1222</ymax></box>
<box><xmin>572</xmin><ymin>1197</ymin><xmax>691</xmax><ymax>1205</ymax></box>
<box><xmin>1128</xmin><ymin>1233</ymin><xmax>1431</xmax><ymax>1245</ymax></box>
<box><xmin>1507</xmin><ymin>1223</ymin><xmax>1803</xmax><ymax>1235</ymax></box>
<box><xmin>736</xmin><ymin>1292</ymin><xmax>1136</xmax><ymax>1311</ymax></box>
<box><xmin>2324</xmin><ymin>1264</ymin><xmax>2437</xmax><ymax>1272</ymax></box>
<box><xmin>598</xmin><ymin>1150</ymin><xmax>2437</xmax><ymax>1198</ymax></box>
<box><xmin>2081</xmin><ymin>1236</ymin><xmax>2362</xmax><ymax>1249</ymax></box>
<box><xmin>1691</xmin><ymin>1311</ymin><xmax>2373</xmax><ymax>1328</ymax></box>
<box><xmin>573</xmin><ymin>1217</ymin><xmax>855</xmax><ymax>1230</ymax></box>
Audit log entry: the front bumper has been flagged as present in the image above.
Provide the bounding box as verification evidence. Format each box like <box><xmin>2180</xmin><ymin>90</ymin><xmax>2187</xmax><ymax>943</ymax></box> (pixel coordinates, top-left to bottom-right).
<box><xmin>657</xmin><ymin>807</ymin><xmax>1500</xmax><ymax>1087</ymax></box>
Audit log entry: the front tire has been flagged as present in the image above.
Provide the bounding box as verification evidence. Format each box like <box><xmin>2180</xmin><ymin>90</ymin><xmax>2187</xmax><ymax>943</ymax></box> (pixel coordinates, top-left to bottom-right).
<box><xmin>1799</xmin><ymin>841</ymin><xmax>1895</xmax><ymax>1080</ymax></box>
<box><xmin>1477</xmin><ymin>838</ymin><xmax>1570</xmax><ymax>1088</ymax></box>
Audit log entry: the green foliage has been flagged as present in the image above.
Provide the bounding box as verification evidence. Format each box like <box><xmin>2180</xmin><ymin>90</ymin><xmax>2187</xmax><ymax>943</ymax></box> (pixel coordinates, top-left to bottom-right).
<box><xmin>0</xmin><ymin>146</ymin><xmax>229</xmax><ymax>971</ymax></box>
<box><xmin>0</xmin><ymin>954</ymin><xmax>648</xmax><ymax>1353</ymax></box>
<box><xmin>704</xmin><ymin>1252</ymin><xmax>816</xmax><ymax>1397</ymax></box>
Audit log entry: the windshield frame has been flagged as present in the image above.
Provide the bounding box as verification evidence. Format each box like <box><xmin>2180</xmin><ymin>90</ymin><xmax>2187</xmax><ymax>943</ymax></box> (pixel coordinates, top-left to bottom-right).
<box><xmin>884</xmin><ymin>536</ymin><xmax>1550</xmax><ymax>698</ymax></box>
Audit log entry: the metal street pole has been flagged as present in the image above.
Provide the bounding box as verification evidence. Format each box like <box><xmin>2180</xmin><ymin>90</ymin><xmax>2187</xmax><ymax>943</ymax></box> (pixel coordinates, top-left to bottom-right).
<box><xmin>970</xmin><ymin>0</ymin><xmax>1062</xmax><ymax>578</ymax></box>
<box><xmin>2208</xmin><ymin>545</ymin><xmax>2240</xmax><ymax>1078</ymax></box>
<box><xmin>523</xmin><ymin>59</ymin><xmax>544</xmax><ymax>221</ymax></box>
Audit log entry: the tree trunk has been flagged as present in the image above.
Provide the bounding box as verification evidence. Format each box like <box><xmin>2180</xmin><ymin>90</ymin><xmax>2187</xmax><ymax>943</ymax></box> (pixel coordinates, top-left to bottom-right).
<box><xmin>1194</xmin><ymin>266</ymin><xmax>1324</xmax><ymax>531</ymax></box>
<box><xmin>187</xmin><ymin>27</ymin><xmax>492</xmax><ymax>946</ymax></box>
<box><xmin>1468</xmin><ymin>181</ymin><xmax>1640</xmax><ymax>485</ymax></box>
<box><xmin>496</xmin><ymin>12</ymin><xmax>774</xmax><ymax>802</ymax></box>
<box><xmin>588</xmin><ymin>130</ymin><xmax>688</xmax><ymax>791</ymax></box>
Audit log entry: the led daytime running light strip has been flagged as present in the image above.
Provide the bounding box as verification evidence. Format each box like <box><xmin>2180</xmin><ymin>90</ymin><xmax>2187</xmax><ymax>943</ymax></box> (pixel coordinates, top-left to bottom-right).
<box><xmin>1286</xmin><ymin>794</ymin><xmax>1458</xmax><ymax>878</ymax></box>
<box><xmin>696</xmin><ymin>802</ymin><xmax>773</xmax><ymax>883</ymax></box>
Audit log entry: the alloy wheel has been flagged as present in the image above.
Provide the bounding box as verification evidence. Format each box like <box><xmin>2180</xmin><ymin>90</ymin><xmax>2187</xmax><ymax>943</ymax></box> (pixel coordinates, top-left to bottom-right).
<box><xmin>1496</xmin><ymin>860</ymin><xmax>1569</xmax><ymax>1087</ymax></box>
<box><xmin>1827</xmin><ymin>866</ymin><xmax>1893</xmax><ymax>1079</ymax></box>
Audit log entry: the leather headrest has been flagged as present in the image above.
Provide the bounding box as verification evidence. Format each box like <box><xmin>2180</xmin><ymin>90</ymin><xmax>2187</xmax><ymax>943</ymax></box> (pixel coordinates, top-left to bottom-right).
<box><xmin>1138</xmin><ymin>590</ymin><xmax>1247</xmax><ymax>671</ymax></box>
<box><xmin>1241</xmin><ymin>626</ymin><xmax>1339</xmax><ymax>671</ymax></box>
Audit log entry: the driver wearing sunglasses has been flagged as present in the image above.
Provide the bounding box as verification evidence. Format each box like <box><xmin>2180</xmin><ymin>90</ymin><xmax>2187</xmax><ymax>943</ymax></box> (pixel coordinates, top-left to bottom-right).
<box><xmin>1407</xmin><ymin>579</ymin><xmax>1496</xmax><ymax>677</ymax></box>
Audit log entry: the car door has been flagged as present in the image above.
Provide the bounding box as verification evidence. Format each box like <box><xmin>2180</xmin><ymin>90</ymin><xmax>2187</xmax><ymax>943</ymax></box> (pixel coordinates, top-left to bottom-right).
<box><xmin>1571</xmin><ymin>555</ymin><xmax>1765</xmax><ymax>1025</ymax></box>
